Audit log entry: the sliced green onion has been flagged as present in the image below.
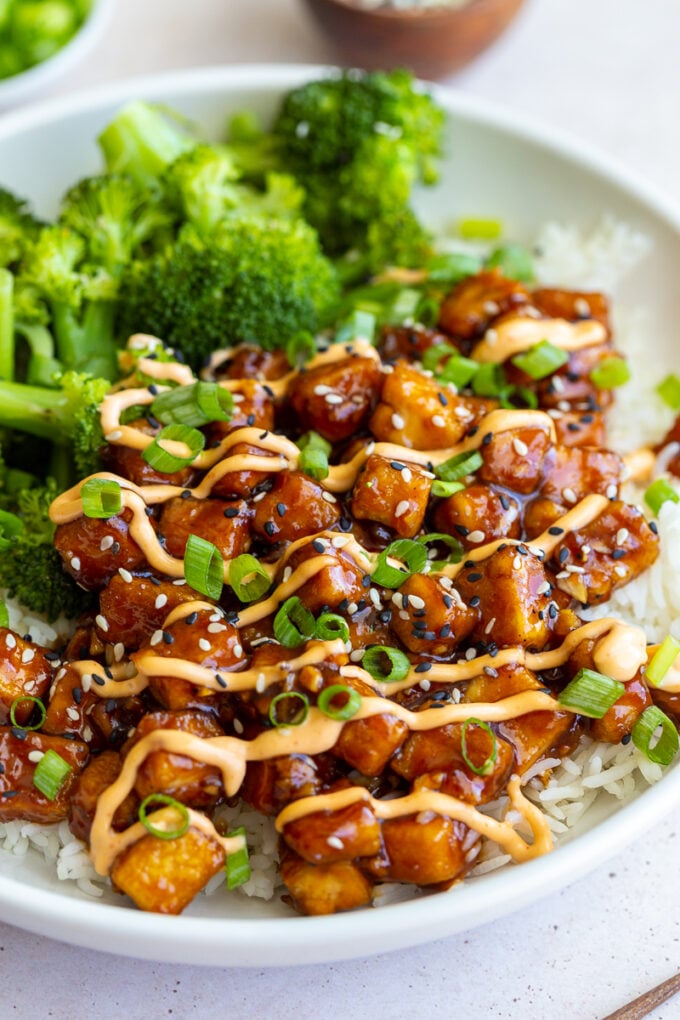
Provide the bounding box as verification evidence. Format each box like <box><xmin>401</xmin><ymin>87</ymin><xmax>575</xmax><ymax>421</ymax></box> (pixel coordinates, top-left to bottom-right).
<box><xmin>0</xmin><ymin>600</ymin><xmax>8</xmax><ymax>629</ymax></box>
<box><xmin>414</xmin><ymin>295</ymin><xmax>440</xmax><ymax>328</ymax></box>
<box><xmin>297</xmin><ymin>430</ymin><xmax>332</xmax><ymax>456</ymax></box>
<box><xmin>421</xmin><ymin>342</ymin><xmax>459</xmax><ymax>373</ymax></box>
<box><xmin>511</xmin><ymin>340</ymin><xmax>569</xmax><ymax>380</ymax></box>
<box><xmin>317</xmin><ymin>684</ymin><xmax>362</xmax><ymax>721</ymax></box>
<box><xmin>372</xmin><ymin>538</ymin><xmax>428</xmax><ymax>589</ymax></box>
<box><xmin>151</xmin><ymin>382</ymin><xmax>234</xmax><ymax>428</ymax></box>
<box><xmin>315</xmin><ymin>613</ymin><xmax>350</xmax><ymax>643</ymax></box>
<box><xmin>138</xmin><ymin>793</ymin><xmax>190</xmax><ymax>841</ymax></box>
<box><xmin>416</xmin><ymin>531</ymin><xmax>464</xmax><ymax>568</ymax></box>
<box><xmin>644</xmin><ymin>478</ymin><xmax>680</xmax><ymax>516</ymax></box>
<box><xmin>298</xmin><ymin>447</ymin><xmax>329</xmax><ymax>481</ymax></box>
<box><xmin>184</xmin><ymin>534</ymin><xmax>224</xmax><ymax>600</ymax></box>
<box><xmin>426</xmin><ymin>251</ymin><xmax>483</xmax><ymax>284</ymax></box>
<box><xmin>32</xmin><ymin>749</ymin><xmax>72</xmax><ymax>801</ymax></box>
<box><xmin>362</xmin><ymin>645</ymin><xmax>411</xmax><ymax>683</ymax></box>
<box><xmin>486</xmin><ymin>243</ymin><xmax>534</xmax><ymax>282</ymax></box>
<box><xmin>657</xmin><ymin>373</ymin><xmax>680</xmax><ymax>411</ymax></box>
<box><xmin>10</xmin><ymin>696</ymin><xmax>46</xmax><ymax>731</ymax></box>
<box><xmin>0</xmin><ymin>509</ymin><xmax>24</xmax><ymax>552</ymax></box>
<box><xmin>80</xmin><ymin>478</ymin><xmax>122</xmax><ymax>519</ymax></box>
<box><xmin>435</xmin><ymin>450</ymin><xmax>483</xmax><ymax>483</ymax></box>
<box><xmin>589</xmin><ymin>356</ymin><xmax>631</xmax><ymax>389</ymax></box>
<box><xmin>268</xmin><ymin>691</ymin><xmax>310</xmax><ymax>727</ymax></box>
<box><xmin>461</xmin><ymin>718</ymin><xmax>498</xmax><ymax>776</ymax></box>
<box><xmin>389</xmin><ymin>287</ymin><xmax>421</xmax><ymax>323</ymax></box>
<box><xmin>499</xmin><ymin>385</ymin><xmax>539</xmax><ymax>410</ymax></box>
<box><xmin>273</xmin><ymin>596</ymin><xmax>316</xmax><ymax>648</ymax></box>
<box><xmin>335</xmin><ymin>309</ymin><xmax>376</xmax><ymax>345</ymax></box>
<box><xmin>438</xmin><ymin>354</ymin><xmax>479</xmax><ymax>389</ymax></box>
<box><xmin>431</xmin><ymin>479</ymin><xmax>466</xmax><ymax>499</ymax></box>
<box><xmin>631</xmin><ymin>706</ymin><xmax>679</xmax><ymax>766</ymax></box>
<box><xmin>471</xmin><ymin>362</ymin><xmax>507</xmax><ymax>397</ymax></box>
<box><xmin>229</xmin><ymin>554</ymin><xmax>271</xmax><ymax>603</ymax></box>
<box><xmin>226</xmin><ymin>826</ymin><xmax>251</xmax><ymax>889</ymax></box>
<box><xmin>459</xmin><ymin>217</ymin><xmax>503</xmax><ymax>240</ymax></box>
<box><xmin>142</xmin><ymin>424</ymin><xmax>205</xmax><ymax>472</ymax></box>
<box><xmin>646</xmin><ymin>635</ymin><xmax>680</xmax><ymax>688</ymax></box>
<box><xmin>558</xmin><ymin>667</ymin><xmax>625</xmax><ymax>718</ymax></box>
<box><xmin>286</xmin><ymin>331</ymin><xmax>317</xmax><ymax>369</ymax></box>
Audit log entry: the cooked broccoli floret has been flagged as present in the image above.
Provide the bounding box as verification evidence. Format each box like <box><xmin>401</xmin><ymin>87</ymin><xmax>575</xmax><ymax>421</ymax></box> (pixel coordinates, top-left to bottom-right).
<box><xmin>0</xmin><ymin>477</ymin><xmax>94</xmax><ymax>622</ymax></box>
<box><xmin>98</xmin><ymin>100</ymin><xmax>196</xmax><ymax>189</ymax></box>
<box><xmin>272</xmin><ymin>69</ymin><xmax>444</xmax><ymax>274</ymax></box>
<box><xmin>0</xmin><ymin>370</ymin><xmax>109</xmax><ymax>480</ymax></box>
<box><xmin>0</xmin><ymin>186</ymin><xmax>43</xmax><ymax>269</ymax></box>
<box><xmin>118</xmin><ymin>217</ymin><xmax>339</xmax><ymax>369</ymax></box>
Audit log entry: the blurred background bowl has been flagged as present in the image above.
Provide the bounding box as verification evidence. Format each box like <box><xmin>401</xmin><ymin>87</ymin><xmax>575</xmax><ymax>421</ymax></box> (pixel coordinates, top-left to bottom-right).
<box><xmin>0</xmin><ymin>0</ymin><xmax>113</xmax><ymax>109</ymax></box>
<box><xmin>300</xmin><ymin>0</ymin><xmax>527</xmax><ymax>79</ymax></box>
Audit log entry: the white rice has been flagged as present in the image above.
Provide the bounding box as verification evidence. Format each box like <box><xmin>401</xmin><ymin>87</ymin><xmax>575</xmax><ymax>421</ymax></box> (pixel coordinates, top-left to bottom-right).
<box><xmin>0</xmin><ymin>216</ymin><xmax>675</xmax><ymax>909</ymax></box>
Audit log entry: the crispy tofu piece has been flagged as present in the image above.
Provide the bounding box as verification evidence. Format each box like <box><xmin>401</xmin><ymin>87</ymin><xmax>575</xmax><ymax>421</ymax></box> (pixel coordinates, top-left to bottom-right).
<box><xmin>210</xmin><ymin>442</ymin><xmax>278</xmax><ymax>500</ymax></box>
<box><xmin>370</xmin><ymin>362</ymin><xmax>491</xmax><ymax>450</ymax></box>
<box><xmin>42</xmin><ymin>664</ymin><xmax>101</xmax><ymax>743</ymax></box>
<box><xmin>216</xmin><ymin>344</ymin><xmax>290</xmax><ymax>382</ymax></box>
<box><xmin>478</xmin><ymin>426</ymin><xmax>551</xmax><ymax>495</ymax></box>
<box><xmin>252</xmin><ymin>472</ymin><xmax>340</xmax><ymax>544</ymax></box>
<box><xmin>351</xmin><ymin>454</ymin><xmax>431</xmax><ymax>538</ymax></box>
<box><xmin>279</xmin><ymin>845</ymin><xmax>374</xmax><ymax>915</ymax></box>
<box><xmin>54</xmin><ymin>507</ymin><xmax>147</xmax><ymax>591</ymax></box>
<box><xmin>159</xmin><ymin>496</ymin><xmax>252</xmax><ymax>561</ymax></box>
<box><xmin>432</xmin><ymin>483</ymin><xmax>521</xmax><ymax>548</ymax></box>
<box><xmin>0</xmin><ymin>728</ymin><xmax>88</xmax><ymax>822</ymax></box>
<box><xmin>334</xmin><ymin>710</ymin><xmax>408</xmax><ymax>776</ymax></box>
<box><xmin>540</xmin><ymin>444</ymin><xmax>622</xmax><ymax>506</ymax></box>
<box><xmin>375</xmin><ymin>814</ymin><xmax>469</xmax><ymax>885</ymax></box>
<box><xmin>550</xmin><ymin>501</ymin><xmax>659</xmax><ymax>605</ymax></box>
<box><xmin>591</xmin><ymin>672</ymin><xmax>652</xmax><ymax>744</ymax></box>
<box><xmin>284</xmin><ymin>540</ymin><xmax>366</xmax><ymax>615</ymax></box>
<box><xmin>69</xmin><ymin>750</ymin><xmax>139</xmax><ymax>842</ymax></box>
<box><xmin>288</xmin><ymin>356</ymin><xmax>382</xmax><ymax>443</ymax></box>
<box><xmin>97</xmin><ymin>574</ymin><xmax>203</xmax><ymax>649</ymax></box>
<box><xmin>0</xmin><ymin>629</ymin><xmax>53</xmax><ymax>726</ymax></box>
<box><xmin>282</xmin><ymin>800</ymin><xmax>381</xmax><ymax>864</ymax></box>
<box><xmin>204</xmin><ymin>378</ymin><xmax>275</xmax><ymax>436</ymax></box>
<box><xmin>241</xmin><ymin>754</ymin><xmax>324</xmax><ymax>815</ymax></box>
<box><xmin>438</xmin><ymin>268</ymin><xmax>530</xmax><ymax>340</ymax></box>
<box><xmin>379</xmin><ymin>323</ymin><xmax>452</xmax><ymax>363</ymax></box>
<box><xmin>111</xmin><ymin>825</ymin><xmax>226</xmax><ymax>914</ymax></box>
<box><xmin>100</xmin><ymin>418</ymin><xmax>195</xmax><ymax>488</ymax></box>
<box><xmin>532</xmin><ymin>288</ymin><xmax>610</xmax><ymax>330</ymax></box>
<box><xmin>455</xmin><ymin>545</ymin><xmax>553</xmax><ymax>650</ymax></box>
<box><xmin>553</xmin><ymin>411</ymin><xmax>607</xmax><ymax>449</ymax></box>
<box><xmin>389</xmin><ymin>573</ymin><xmax>478</xmax><ymax>656</ymax></box>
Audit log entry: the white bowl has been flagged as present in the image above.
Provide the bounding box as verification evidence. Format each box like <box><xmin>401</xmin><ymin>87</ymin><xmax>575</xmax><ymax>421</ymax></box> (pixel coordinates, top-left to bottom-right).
<box><xmin>0</xmin><ymin>0</ymin><xmax>113</xmax><ymax>109</ymax></box>
<box><xmin>1</xmin><ymin>65</ymin><xmax>680</xmax><ymax>967</ymax></box>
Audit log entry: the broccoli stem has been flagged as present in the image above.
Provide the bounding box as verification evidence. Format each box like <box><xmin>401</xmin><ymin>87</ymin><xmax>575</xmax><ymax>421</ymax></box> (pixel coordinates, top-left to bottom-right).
<box><xmin>0</xmin><ymin>379</ymin><xmax>78</xmax><ymax>441</ymax></box>
<box><xmin>51</xmin><ymin>300</ymin><xmax>117</xmax><ymax>379</ymax></box>
<box><xmin>0</xmin><ymin>268</ymin><xmax>14</xmax><ymax>382</ymax></box>
<box><xmin>98</xmin><ymin>101</ymin><xmax>195</xmax><ymax>188</ymax></box>
<box><xmin>15</xmin><ymin>322</ymin><xmax>63</xmax><ymax>387</ymax></box>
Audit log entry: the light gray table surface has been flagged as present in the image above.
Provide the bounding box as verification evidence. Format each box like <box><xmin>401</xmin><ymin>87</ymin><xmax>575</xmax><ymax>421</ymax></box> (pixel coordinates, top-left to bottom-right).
<box><xmin>2</xmin><ymin>2</ymin><xmax>680</xmax><ymax>1017</ymax></box>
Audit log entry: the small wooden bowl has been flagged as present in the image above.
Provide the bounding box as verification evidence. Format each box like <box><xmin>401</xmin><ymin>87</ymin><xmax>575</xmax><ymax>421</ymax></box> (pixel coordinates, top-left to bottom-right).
<box><xmin>300</xmin><ymin>0</ymin><xmax>527</xmax><ymax>79</ymax></box>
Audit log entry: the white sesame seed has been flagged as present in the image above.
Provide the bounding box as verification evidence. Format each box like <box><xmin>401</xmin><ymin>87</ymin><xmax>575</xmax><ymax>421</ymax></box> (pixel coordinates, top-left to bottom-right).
<box><xmin>513</xmin><ymin>555</ymin><xmax>522</xmax><ymax>570</ymax></box>
<box><xmin>349</xmin><ymin>649</ymin><xmax>364</xmax><ymax>662</ymax></box>
<box><xmin>566</xmin><ymin>564</ymin><xmax>585</xmax><ymax>574</ymax></box>
<box><xmin>233</xmin><ymin>643</ymin><xmax>244</xmax><ymax>658</ymax></box>
<box><xmin>207</xmin><ymin>622</ymin><xmax>227</xmax><ymax>634</ymax></box>
<box><xmin>83</xmin><ymin>725</ymin><xmax>94</xmax><ymax>743</ymax></box>
<box><xmin>606</xmin><ymin>484</ymin><xmax>618</xmax><ymax>500</ymax></box>
<box><xmin>399</xmin><ymin>610</ymin><xmax>410</xmax><ymax>621</ymax></box>
<box><xmin>24</xmin><ymin>681</ymin><xmax>36</xmax><ymax>694</ymax></box>
<box><xmin>100</xmin><ymin>535</ymin><xmax>114</xmax><ymax>552</ymax></box>
<box><xmin>465</xmin><ymin>648</ymin><xmax>477</xmax><ymax>660</ymax></box>
<box><xmin>113</xmin><ymin>642</ymin><xmax>125</xmax><ymax>662</ymax></box>
<box><xmin>432</xmin><ymin>415</ymin><xmax>446</xmax><ymax>428</ymax></box>
<box><xmin>66</xmin><ymin>706</ymin><xmax>79</xmax><ymax>722</ymax></box>
<box><xmin>331</xmin><ymin>536</ymin><xmax>349</xmax><ymax>548</ymax></box>
<box><xmin>283</xmin><ymin>566</ymin><xmax>293</xmax><ymax>583</ymax></box>
<box><xmin>233</xmin><ymin>718</ymin><xmax>244</xmax><ymax>734</ymax></box>
<box><xmin>346</xmin><ymin>602</ymin><xmax>359</xmax><ymax>616</ymax></box>
<box><xmin>547</xmin><ymin>408</ymin><xmax>563</xmax><ymax>420</ymax></box>
<box><xmin>5</xmin><ymin>633</ymin><xmax>16</xmax><ymax>650</ymax></box>
<box><xmin>512</xmin><ymin>438</ymin><xmax>528</xmax><ymax>456</ymax></box>
<box><xmin>253</xmin><ymin>491</ymin><xmax>266</xmax><ymax>503</ymax></box>
<box><xmin>562</xmin><ymin>487</ymin><xmax>577</xmax><ymax>505</ymax></box>
<box><xmin>401</xmin><ymin>467</ymin><xmax>412</xmax><ymax>484</ymax></box>
<box><xmin>81</xmin><ymin>674</ymin><xmax>92</xmax><ymax>692</ymax></box>
<box><xmin>369</xmin><ymin>588</ymin><xmax>382</xmax><ymax>608</ymax></box>
<box><xmin>28</xmin><ymin>750</ymin><xmax>45</xmax><ymax>763</ymax></box>
<box><xmin>70</xmin><ymin>556</ymin><xmax>81</xmax><ymax>571</ymax></box>
<box><xmin>154</xmin><ymin>593</ymin><xmax>168</xmax><ymax>610</ymax></box>
<box><xmin>256</xmin><ymin>672</ymin><xmax>266</xmax><ymax>693</ymax></box>
<box><xmin>95</xmin><ymin>614</ymin><xmax>109</xmax><ymax>633</ymax></box>
<box><xmin>485</xmin><ymin>328</ymin><xmax>498</xmax><ymax>346</ymax></box>
<box><xmin>551</xmin><ymin>375</ymin><xmax>566</xmax><ymax>393</ymax></box>
<box><xmin>616</xmin><ymin>528</ymin><xmax>629</xmax><ymax>546</ymax></box>
<box><xmin>483</xmin><ymin>300</ymin><xmax>500</xmax><ymax>316</ymax></box>
<box><xmin>365</xmin><ymin>442</ymin><xmax>375</xmax><ymax>455</ymax></box>
<box><xmin>325</xmin><ymin>393</ymin><xmax>343</xmax><ymax>405</ymax></box>
<box><xmin>574</xmin><ymin>297</ymin><xmax>591</xmax><ymax>317</ymax></box>
<box><xmin>198</xmin><ymin>638</ymin><xmax>211</xmax><ymax>652</ymax></box>
<box><xmin>391</xmin><ymin>413</ymin><xmax>405</xmax><ymax>430</ymax></box>
<box><xmin>408</xmin><ymin>595</ymin><xmax>426</xmax><ymax>610</ymax></box>
<box><xmin>467</xmin><ymin>530</ymin><xmax>485</xmax><ymax>544</ymax></box>
<box><xmin>118</xmin><ymin>568</ymin><xmax>133</xmax><ymax>584</ymax></box>
<box><xmin>172</xmin><ymin>578</ymin><xmax>186</xmax><ymax>586</ymax></box>
<box><xmin>231</xmin><ymin>393</ymin><xmax>245</xmax><ymax>403</ymax></box>
<box><xmin>454</xmin><ymin>406</ymin><xmax>469</xmax><ymax>418</ymax></box>
<box><xmin>537</xmin><ymin>581</ymin><xmax>551</xmax><ymax>595</ymax></box>
<box><xmin>21</xmin><ymin>648</ymin><xmax>35</xmax><ymax>664</ymax></box>
<box><xmin>380</xmin><ymin>364</ymin><xmax>394</xmax><ymax>375</ymax></box>
<box><xmin>313</xmin><ymin>384</ymin><xmax>332</xmax><ymax>396</ymax></box>
<box><xmin>555</xmin><ymin>571</ymin><xmax>570</xmax><ymax>580</ymax></box>
<box><xmin>395</xmin><ymin>500</ymin><xmax>410</xmax><ymax>519</ymax></box>
<box><xmin>419</xmin><ymin>679</ymin><xmax>431</xmax><ymax>692</ymax></box>
<box><xmin>557</xmin><ymin>400</ymin><xmax>571</xmax><ymax>413</ymax></box>
<box><xmin>326</xmin><ymin>836</ymin><xmax>344</xmax><ymax>850</ymax></box>
<box><xmin>150</xmin><ymin>629</ymin><xmax>163</xmax><ymax>646</ymax></box>
<box><xmin>484</xmin><ymin>616</ymin><xmax>496</xmax><ymax>635</ymax></box>
<box><xmin>614</xmin><ymin>564</ymin><xmax>627</xmax><ymax>578</ymax></box>
<box><xmin>581</xmin><ymin>544</ymin><xmax>592</xmax><ymax>557</ymax></box>
<box><xmin>105</xmin><ymin>430</ymin><xmax>123</xmax><ymax>442</ymax></box>
<box><xmin>322</xmin><ymin>491</ymin><xmax>337</xmax><ymax>504</ymax></box>
<box><xmin>439</xmin><ymin>576</ymin><xmax>453</xmax><ymax>590</ymax></box>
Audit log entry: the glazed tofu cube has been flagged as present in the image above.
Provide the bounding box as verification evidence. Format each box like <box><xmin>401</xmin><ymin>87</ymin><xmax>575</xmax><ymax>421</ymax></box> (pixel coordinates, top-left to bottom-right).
<box><xmin>532</xmin><ymin>288</ymin><xmax>610</xmax><ymax>330</ymax></box>
<box><xmin>54</xmin><ymin>508</ymin><xmax>147</xmax><ymax>591</ymax></box>
<box><xmin>369</xmin><ymin>362</ymin><xmax>491</xmax><ymax>450</ymax></box>
<box><xmin>591</xmin><ymin>673</ymin><xmax>652</xmax><ymax>744</ymax></box>
<box><xmin>389</xmin><ymin>574</ymin><xmax>478</xmax><ymax>656</ymax></box>
<box><xmin>438</xmin><ymin>269</ymin><xmax>530</xmax><ymax>339</ymax></box>
<box><xmin>69</xmin><ymin>750</ymin><xmax>139</xmax><ymax>842</ymax></box>
<box><xmin>0</xmin><ymin>728</ymin><xmax>88</xmax><ymax>822</ymax></box>
<box><xmin>97</xmin><ymin>573</ymin><xmax>204</xmax><ymax>649</ymax></box>
<box><xmin>455</xmin><ymin>545</ymin><xmax>553</xmax><ymax>650</ymax></box>
<box><xmin>432</xmin><ymin>483</ymin><xmax>521</xmax><ymax>549</ymax></box>
<box><xmin>351</xmin><ymin>454</ymin><xmax>431</xmax><ymax>537</ymax></box>
<box><xmin>252</xmin><ymin>472</ymin><xmax>340</xmax><ymax>544</ymax></box>
<box><xmin>42</xmin><ymin>664</ymin><xmax>101</xmax><ymax>743</ymax></box>
<box><xmin>334</xmin><ymin>710</ymin><xmax>408</xmax><ymax>776</ymax></box>
<box><xmin>540</xmin><ymin>444</ymin><xmax>622</xmax><ymax>506</ymax></box>
<box><xmin>282</xmin><ymin>800</ymin><xmax>381</xmax><ymax>864</ymax></box>
<box><xmin>478</xmin><ymin>427</ymin><xmax>551</xmax><ymax>495</ymax></box>
<box><xmin>210</xmin><ymin>442</ymin><xmax>278</xmax><ymax>500</ymax></box>
<box><xmin>111</xmin><ymin>825</ymin><xmax>226</xmax><ymax>914</ymax></box>
<box><xmin>100</xmin><ymin>419</ymin><xmax>194</xmax><ymax>489</ymax></box>
<box><xmin>0</xmin><ymin>629</ymin><xmax>53</xmax><ymax>726</ymax></box>
<box><xmin>553</xmin><ymin>411</ymin><xmax>607</xmax><ymax>449</ymax></box>
<box><xmin>279</xmin><ymin>845</ymin><xmax>373</xmax><ymax>915</ymax></box>
<box><xmin>284</xmin><ymin>539</ymin><xmax>366</xmax><ymax>614</ymax></box>
<box><xmin>288</xmin><ymin>356</ymin><xmax>382</xmax><ymax>442</ymax></box>
<box><xmin>204</xmin><ymin>378</ymin><xmax>275</xmax><ymax>437</ymax></box>
<box><xmin>159</xmin><ymin>496</ymin><xmax>252</xmax><ymax>561</ymax></box>
<box><xmin>241</xmin><ymin>754</ymin><xmax>323</xmax><ymax>815</ymax></box>
<box><xmin>378</xmin><ymin>814</ymin><xmax>469</xmax><ymax>885</ymax></box>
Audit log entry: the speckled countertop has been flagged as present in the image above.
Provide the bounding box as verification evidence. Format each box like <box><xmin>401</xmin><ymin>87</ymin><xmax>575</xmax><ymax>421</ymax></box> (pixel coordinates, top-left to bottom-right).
<box><xmin>3</xmin><ymin>2</ymin><xmax>680</xmax><ymax>1017</ymax></box>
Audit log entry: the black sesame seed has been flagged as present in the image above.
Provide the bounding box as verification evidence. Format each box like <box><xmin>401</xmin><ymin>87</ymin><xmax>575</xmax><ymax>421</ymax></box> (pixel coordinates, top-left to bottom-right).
<box><xmin>148</xmin><ymin>383</ymin><xmax>159</xmax><ymax>396</ymax></box>
<box><xmin>431</xmin><ymin>690</ymin><xmax>449</xmax><ymax>701</ymax></box>
<box><xmin>104</xmin><ymin>667</ymin><xmax>113</xmax><ymax>679</ymax></box>
<box><xmin>92</xmin><ymin>673</ymin><xmax>106</xmax><ymax>686</ymax></box>
<box><xmin>312</xmin><ymin>539</ymin><xmax>325</xmax><ymax>554</ymax></box>
<box><xmin>111</xmin><ymin>541</ymin><xmax>121</xmax><ymax>555</ymax></box>
<box><xmin>44</xmin><ymin>651</ymin><xmax>60</xmax><ymax>662</ymax></box>
<box><xmin>538</xmin><ymin>610</ymin><xmax>544</xmax><ymax>620</ymax></box>
<box><xmin>401</xmin><ymin>594</ymin><xmax>409</xmax><ymax>609</ymax></box>
<box><xmin>454</xmin><ymin>525</ymin><xmax>470</xmax><ymax>537</ymax></box>
<box><xmin>1</xmin><ymin>790</ymin><xmax>18</xmax><ymax>798</ymax></box>
<box><xmin>246</xmin><ymin>414</ymin><xmax>256</xmax><ymax>426</ymax></box>
<box><xmin>215</xmin><ymin>674</ymin><xmax>228</xmax><ymax>689</ymax></box>
<box><xmin>482</xmin><ymin>432</ymin><xmax>493</xmax><ymax>446</ymax></box>
<box><xmin>276</xmin><ymin>503</ymin><xmax>286</xmax><ymax>518</ymax></box>
<box><xmin>149</xmin><ymin>575</ymin><xmax>161</xmax><ymax>585</ymax></box>
<box><xmin>106</xmin><ymin>699</ymin><xmax>117</xmax><ymax>714</ymax></box>
<box><xmin>180</xmin><ymin>489</ymin><xmax>192</xmax><ymax>500</ymax></box>
<box><xmin>463</xmin><ymin>560</ymin><xmax>475</xmax><ymax>568</ymax></box>
<box><xmin>0</xmin><ymin>762</ymin><xmax>5</xmax><ymax>773</ymax></box>
<box><xmin>264</xmin><ymin>521</ymin><xmax>276</xmax><ymax>537</ymax></box>
<box><xmin>414</xmin><ymin>662</ymin><xmax>432</xmax><ymax>673</ymax></box>
<box><xmin>466</xmin><ymin>573</ymin><xmax>482</xmax><ymax>583</ymax></box>
<box><xmin>611</xmin><ymin>548</ymin><xmax>626</xmax><ymax>560</ymax></box>
<box><xmin>185</xmin><ymin>612</ymin><xmax>198</xmax><ymax>625</ymax></box>
<box><xmin>339</xmin><ymin>517</ymin><xmax>352</xmax><ymax>532</ymax></box>
<box><xmin>499</xmin><ymin>494</ymin><xmax>510</xmax><ymax>511</ymax></box>
<box><xmin>378</xmin><ymin>610</ymin><xmax>392</xmax><ymax>624</ymax></box>
<box><xmin>423</xmin><ymin>631</ymin><xmax>437</xmax><ymax>641</ymax></box>
<box><xmin>413</xmin><ymin>620</ymin><xmax>428</xmax><ymax>631</ymax></box>
<box><xmin>210</xmin><ymin>440</ymin><xmax>221</xmax><ymax>449</ymax></box>
<box><xmin>442</xmin><ymin>594</ymin><xmax>453</xmax><ymax>609</ymax></box>
<box><xmin>548</xmin><ymin>526</ymin><xmax>564</xmax><ymax>536</ymax></box>
<box><xmin>174</xmin><ymin>349</ymin><xmax>185</xmax><ymax>364</ymax></box>
<box><xmin>11</xmin><ymin>727</ymin><xmax>27</xmax><ymax>740</ymax></box>
<box><xmin>580</xmin><ymin>414</ymin><xmax>594</xmax><ymax>424</ymax></box>
<box><xmin>539</xmin><ymin>687</ymin><xmax>552</xmax><ymax>695</ymax></box>
<box><xmin>548</xmin><ymin>603</ymin><xmax>558</xmax><ymax>619</ymax></box>
<box><xmin>72</xmin><ymin>687</ymin><xmax>83</xmax><ymax>704</ymax></box>
<box><xmin>162</xmin><ymin>631</ymin><xmax>174</xmax><ymax>644</ymax></box>
<box><xmin>567</xmin><ymin>423</ymin><xmax>580</xmax><ymax>432</ymax></box>
<box><xmin>565</xmin><ymin>370</ymin><xmax>580</xmax><ymax>382</ymax></box>
<box><xmin>258</xmin><ymin>431</ymin><xmax>270</xmax><ymax>440</ymax></box>
<box><xmin>390</xmin><ymin>461</ymin><xmax>405</xmax><ymax>472</ymax></box>
<box><xmin>356</xmin><ymin>599</ymin><xmax>367</xmax><ymax>611</ymax></box>
<box><xmin>469</xmin><ymin>595</ymin><xmax>481</xmax><ymax>608</ymax></box>
<box><xmin>517</xmin><ymin>544</ymin><xmax>529</xmax><ymax>556</ymax></box>
<box><xmin>263</xmin><ymin>385</ymin><xmax>274</xmax><ymax>398</ymax></box>
<box><xmin>439</xmin><ymin>624</ymin><xmax>451</xmax><ymax>639</ymax></box>
<box><xmin>429</xmin><ymin>702</ymin><xmax>446</xmax><ymax>709</ymax></box>
<box><xmin>413</xmin><ymin>609</ymin><xmax>426</xmax><ymax>618</ymax></box>
<box><xmin>223</xmin><ymin>507</ymin><xmax>239</xmax><ymax>518</ymax></box>
<box><xmin>361</xmin><ymin>574</ymin><xmax>371</xmax><ymax>588</ymax></box>
<box><xmin>621</xmin><ymin>732</ymin><xmax>632</xmax><ymax>745</ymax></box>
<box><xmin>558</xmin><ymin>547</ymin><xmax>569</xmax><ymax>564</ymax></box>
<box><xmin>338</xmin><ymin>598</ymin><xmax>349</xmax><ymax>612</ymax></box>
<box><xmin>437</xmin><ymin>392</ymin><xmax>448</xmax><ymax>407</ymax></box>
<box><xmin>467</xmin><ymin>426</ymin><xmax>479</xmax><ymax>438</ymax></box>
<box><xmin>650</xmin><ymin>521</ymin><xmax>659</xmax><ymax>534</ymax></box>
<box><xmin>498</xmin><ymin>543</ymin><xmax>507</xmax><ymax>552</ymax></box>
